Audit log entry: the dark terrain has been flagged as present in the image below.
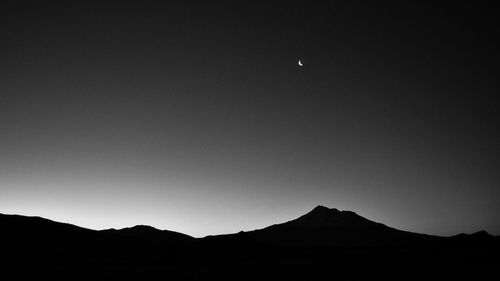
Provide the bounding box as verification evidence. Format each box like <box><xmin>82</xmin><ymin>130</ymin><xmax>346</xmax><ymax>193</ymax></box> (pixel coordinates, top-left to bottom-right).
<box><xmin>1</xmin><ymin>206</ymin><xmax>499</xmax><ymax>280</ymax></box>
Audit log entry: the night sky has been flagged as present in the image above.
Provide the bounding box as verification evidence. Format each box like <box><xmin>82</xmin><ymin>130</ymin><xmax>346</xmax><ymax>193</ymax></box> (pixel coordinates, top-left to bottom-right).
<box><xmin>1</xmin><ymin>1</ymin><xmax>499</xmax><ymax>237</ymax></box>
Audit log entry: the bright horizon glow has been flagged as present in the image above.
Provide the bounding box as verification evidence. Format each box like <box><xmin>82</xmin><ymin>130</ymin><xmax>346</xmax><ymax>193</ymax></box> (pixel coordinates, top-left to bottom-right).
<box><xmin>1</xmin><ymin>174</ymin><xmax>498</xmax><ymax>237</ymax></box>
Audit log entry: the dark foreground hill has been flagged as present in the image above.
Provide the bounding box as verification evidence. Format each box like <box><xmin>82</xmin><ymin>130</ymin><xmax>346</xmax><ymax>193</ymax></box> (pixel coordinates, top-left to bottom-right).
<box><xmin>1</xmin><ymin>206</ymin><xmax>499</xmax><ymax>280</ymax></box>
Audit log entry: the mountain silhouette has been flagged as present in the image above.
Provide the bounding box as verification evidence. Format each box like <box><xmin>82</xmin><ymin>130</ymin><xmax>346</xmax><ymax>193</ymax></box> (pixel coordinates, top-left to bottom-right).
<box><xmin>102</xmin><ymin>224</ymin><xmax>193</xmax><ymax>245</ymax></box>
<box><xmin>1</xmin><ymin>207</ymin><xmax>499</xmax><ymax>280</ymax></box>
<box><xmin>283</xmin><ymin>205</ymin><xmax>382</xmax><ymax>227</ymax></box>
<box><xmin>243</xmin><ymin>205</ymin><xmax>440</xmax><ymax>247</ymax></box>
<box><xmin>0</xmin><ymin>213</ymin><xmax>193</xmax><ymax>267</ymax></box>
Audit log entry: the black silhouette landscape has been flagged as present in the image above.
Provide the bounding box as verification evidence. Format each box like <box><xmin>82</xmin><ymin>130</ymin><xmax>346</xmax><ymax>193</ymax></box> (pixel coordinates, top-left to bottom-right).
<box><xmin>2</xmin><ymin>2</ymin><xmax>499</xmax><ymax>280</ymax></box>
<box><xmin>2</xmin><ymin>206</ymin><xmax>499</xmax><ymax>280</ymax></box>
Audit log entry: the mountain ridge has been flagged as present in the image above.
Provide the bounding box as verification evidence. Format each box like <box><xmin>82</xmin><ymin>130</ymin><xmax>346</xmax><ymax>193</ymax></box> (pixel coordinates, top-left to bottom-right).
<box><xmin>2</xmin><ymin>206</ymin><xmax>499</xmax><ymax>280</ymax></box>
<box><xmin>0</xmin><ymin>206</ymin><xmax>494</xmax><ymax>239</ymax></box>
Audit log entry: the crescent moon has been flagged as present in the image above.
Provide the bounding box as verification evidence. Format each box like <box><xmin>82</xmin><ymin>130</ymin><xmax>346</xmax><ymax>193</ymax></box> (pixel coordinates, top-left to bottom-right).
<box><xmin>298</xmin><ymin>60</ymin><xmax>303</xmax><ymax>66</ymax></box>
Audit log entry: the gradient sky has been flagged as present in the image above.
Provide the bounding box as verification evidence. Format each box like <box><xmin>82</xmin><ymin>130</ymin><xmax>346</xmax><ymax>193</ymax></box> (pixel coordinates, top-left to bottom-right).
<box><xmin>1</xmin><ymin>1</ymin><xmax>499</xmax><ymax>237</ymax></box>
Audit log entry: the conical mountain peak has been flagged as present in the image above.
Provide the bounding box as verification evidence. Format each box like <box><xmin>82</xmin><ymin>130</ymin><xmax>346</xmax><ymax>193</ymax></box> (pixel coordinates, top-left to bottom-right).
<box><xmin>284</xmin><ymin>206</ymin><xmax>381</xmax><ymax>229</ymax></box>
<box><xmin>247</xmin><ymin>206</ymin><xmax>422</xmax><ymax>247</ymax></box>
<box><xmin>310</xmin><ymin>205</ymin><xmax>339</xmax><ymax>214</ymax></box>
